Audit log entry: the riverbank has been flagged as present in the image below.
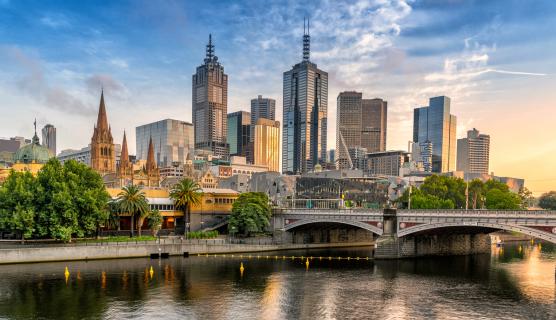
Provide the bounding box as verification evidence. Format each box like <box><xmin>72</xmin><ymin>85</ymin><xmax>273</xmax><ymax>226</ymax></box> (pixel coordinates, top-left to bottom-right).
<box><xmin>0</xmin><ymin>241</ymin><xmax>374</xmax><ymax>265</ymax></box>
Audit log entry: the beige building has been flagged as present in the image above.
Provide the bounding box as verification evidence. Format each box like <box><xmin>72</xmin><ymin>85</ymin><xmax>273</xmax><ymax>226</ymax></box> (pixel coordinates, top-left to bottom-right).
<box><xmin>336</xmin><ymin>91</ymin><xmax>387</xmax><ymax>169</ymax></box>
<box><xmin>457</xmin><ymin>128</ymin><xmax>490</xmax><ymax>174</ymax></box>
<box><xmin>254</xmin><ymin>118</ymin><xmax>280</xmax><ymax>172</ymax></box>
<box><xmin>365</xmin><ymin>150</ymin><xmax>409</xmax><ymax>177</ymax></box>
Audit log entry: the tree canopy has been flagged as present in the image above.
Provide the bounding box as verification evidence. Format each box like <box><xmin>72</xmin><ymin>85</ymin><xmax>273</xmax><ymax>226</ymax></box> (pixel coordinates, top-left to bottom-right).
<box><xmin>398</xmin><ymin>175</ymin><xmax>522</xmax><ymax>210</ymax></box>
<box><xmin>228</xmin><ymin>192</ymin><xmax>271</xmax><ymax>236</ymax></box>
<box><xmin>0</xmin><ymin>159</ymin><xmax>110</xmax><ymax>241</ymax></box>
<box><xmin>169</xmin><ymin>178</ymin><xmax>202</xmax><ymax>234</ymax></box>
<box><xmin>538</xmin><ymin>191</ymin><xmax>556</xmax><ymax>210</ymax></box>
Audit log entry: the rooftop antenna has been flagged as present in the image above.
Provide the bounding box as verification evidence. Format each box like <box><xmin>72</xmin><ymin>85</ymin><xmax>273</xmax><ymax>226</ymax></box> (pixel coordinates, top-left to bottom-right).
<box><xmin>205</xmin><ymin>34</ymin><xmax>217</xmax><ymax>64</ymax></box>
<box><xmin>302</xmin><ymin>17</ymin><xmax>310</xmax><ymax>62</ymax></box>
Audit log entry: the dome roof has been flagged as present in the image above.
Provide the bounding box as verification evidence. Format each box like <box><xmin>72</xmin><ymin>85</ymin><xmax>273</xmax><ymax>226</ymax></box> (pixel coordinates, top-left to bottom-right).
<box><xmin>13</xmin><ymin>134</ymin><xmax>53</xmax><ymax>164</ymax></box>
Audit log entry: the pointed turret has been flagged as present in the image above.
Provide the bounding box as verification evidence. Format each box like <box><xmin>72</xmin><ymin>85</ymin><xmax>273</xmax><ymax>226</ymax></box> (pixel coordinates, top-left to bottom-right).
<box><xmin>120</xmin><ymin>131</ymin><xmax>129</xmax><ymax>166</ymax></box>
<box><xmin>146</xmin><ymin>136</ymin><xmax>156</xmax><ymax>172</ymax></box>
<box><xmin>96</xmin><ymin>89</ymin><xmax>109</xmax><ymax>132</ymax></box>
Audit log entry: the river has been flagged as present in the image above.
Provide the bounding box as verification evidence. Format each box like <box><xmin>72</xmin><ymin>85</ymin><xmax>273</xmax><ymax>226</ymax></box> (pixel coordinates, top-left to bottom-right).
<box><xmin>0</xmin><ymin>242</ymin><xmax>554</xmax><ymax>319</ymax></box>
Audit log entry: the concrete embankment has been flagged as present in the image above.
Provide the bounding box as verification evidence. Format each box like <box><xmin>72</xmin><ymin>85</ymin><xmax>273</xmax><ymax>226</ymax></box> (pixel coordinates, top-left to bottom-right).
<box><xmin>0</xmin><ymin>241</ymin><xmax>373</xmax><ymax>265</ymax></box>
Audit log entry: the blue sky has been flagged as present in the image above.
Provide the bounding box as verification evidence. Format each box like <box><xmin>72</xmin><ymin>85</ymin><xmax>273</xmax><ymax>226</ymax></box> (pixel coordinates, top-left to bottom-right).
<box><xmin>1</xmin><ymin>0</ymin><xmax>555</xmax><ymax>193</ymax></box>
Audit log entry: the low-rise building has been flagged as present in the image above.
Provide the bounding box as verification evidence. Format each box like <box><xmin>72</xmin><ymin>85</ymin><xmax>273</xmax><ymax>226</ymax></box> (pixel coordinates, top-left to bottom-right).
<box><xmin>365</xmin><ymin>150</ymin><xmax>410</xmax><ymax>177</ymax></box>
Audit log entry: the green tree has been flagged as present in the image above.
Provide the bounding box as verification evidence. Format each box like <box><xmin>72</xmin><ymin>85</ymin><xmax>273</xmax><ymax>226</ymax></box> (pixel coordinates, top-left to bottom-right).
<box><xmin>117</xmin><ymin>185</ymin><xmax>149</xmax><ymax>237</ymax></box>
<box><xmin>485</xmin><ymin>188</ymin><xmax>521</xmax><ymax>209</ymax></box>
<box><xmin>518</xmin><ymin>186</ymin><xmax>534</xmax><ymax>209</ymax></box>
<box><xmin>148</xmin><ymin>209</ymin><xmax>163</xmax><ymax>236</ymax></box>
<box><xmin>0</xmin><ymin>170</ymin><xmax>37</xmax><ymax>241</ymax></box>
<box><xmin>420</xmin><ymin>175</ymin><xmax>466</xmax><ymax>208</ymax></box>
<box><xmin>170</xmin><ymin>178</ymin><xmax>202</xmax><ymax>235</ymax></box>
<box><xmin>228</xmin><ymin>192</ymin><xmax>271</xmax><ymax>236</ymax></box>
<box><xmin>34</xmin><ymin>159</ymin><xmax>109</xmax><ymax>241</ymax></box>
<box><xmin>538</xmin><ymin>191</ymin><xmax>556</xmax><ymax>210</ymax></box>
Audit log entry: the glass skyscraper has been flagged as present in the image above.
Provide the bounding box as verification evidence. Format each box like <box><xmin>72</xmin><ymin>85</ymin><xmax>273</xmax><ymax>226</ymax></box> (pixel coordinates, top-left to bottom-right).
<box><xmin>282</xmin><ymin>20</ymin><xmax>328</xmax><ymax>174</ymax></box>
<box><xmin>192</xmin><ymin>34</ymin><xmax>229</xmax><ymax>158</ymax></box>
<box><xmin>136</xmin><ymin>119</ymin><xmax>194</xmax><ymax>168</ymax></box>
<box><xmin>41</xmin><ymin>124</ymin><xmax>56</xmax><ymax>156</ymax></box>
<box><xmin>227</xmin><ymin>111</ymin><xmax>251</xmax><ymax>157</ymax></box>
<box><xmin>413</xmin><ymin>96</ymin><xmax>457</xmax><ymax>173</ymax></box>
<box><xmin>251</xmin><ymin>95</ymin><xmax>276</xmax><ymax>124</ymax></box>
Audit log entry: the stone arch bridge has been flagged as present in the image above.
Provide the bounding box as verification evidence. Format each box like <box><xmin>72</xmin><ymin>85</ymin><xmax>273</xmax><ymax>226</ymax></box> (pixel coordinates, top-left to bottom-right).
<box><xmin>272</xmin><ymin>208</ymin><xmax>556</xmax><ymax>258</ymax></box>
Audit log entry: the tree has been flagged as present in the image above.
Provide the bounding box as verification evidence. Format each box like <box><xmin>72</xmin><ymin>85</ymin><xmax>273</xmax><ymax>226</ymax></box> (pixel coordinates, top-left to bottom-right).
<box><xmin>34</xmin><ymin>159</ymin><xmax>109</xmax><ymax>241</ymax></box>
<box><xmin>228</xmin><ymin>192</ymin><xmax>271</xmax><ymax>236</ymax></box>
<box><xmin>420</xmin><ymin>175</ymin><xmax>466</xmax><ymax>208</ymax></box>
<box><xmin>170</xmin><ymin>178</ymin><xmax>202</xmax><ymax>235</ymax></box>
<box><xmin>518</xmin><ymin>186</ymin><xmax>534</xmax><ymax>209</ymax></box>
<box><xmin>0</xmin><ymin>171</ymin><xmax>37</xmax><ymax>241</ymax></box>
<box><xmin>485</xmin><ymin>188</ymin><xmax>521</xmax><ymax>209</ymax></box>
<box><xmin>148</xmin><ymin>209</ymin><xmax>163</xmax><ymax>236</ymax></box>
<box><xmin>117</xmin><ymin>185</ymin><xmax>149</xmax><ymax>237</ymax></box>
<box><xmin>538</xmin><ymin>191</ymin><xmax>556</xmax><ymax>210</ymax></box>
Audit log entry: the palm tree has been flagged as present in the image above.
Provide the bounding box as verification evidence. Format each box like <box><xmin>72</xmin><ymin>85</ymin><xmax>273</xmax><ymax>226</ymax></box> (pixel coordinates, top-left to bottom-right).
<box><xmin>117</xmin><ymin>185</ymin><xmax>149</xmax><ymax>237</ymax></box>
<box><xmin>170</xmin><ymin>178</ymin><xmax>202</xmax><ymax>236</ymax></box>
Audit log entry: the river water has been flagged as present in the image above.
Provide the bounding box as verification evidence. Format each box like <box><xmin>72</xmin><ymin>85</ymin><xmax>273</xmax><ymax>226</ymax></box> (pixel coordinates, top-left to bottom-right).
<box><xmin>0</xmin><ymin>242</ymin><xmax>554</xmax><ymax>320</ymax></box>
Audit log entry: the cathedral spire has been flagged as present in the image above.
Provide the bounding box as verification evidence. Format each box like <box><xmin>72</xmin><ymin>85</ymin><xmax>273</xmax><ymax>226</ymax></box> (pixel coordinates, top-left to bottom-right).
<box><xmin>120</xmin><ymin>131</ymin><xmax>129</xmax><ymax>166</ymax></box>
<box><xmin>302</xmin><ymin>17</ymin><xmax>310</xmax><ymax>62</ymax></box>
<box><xmin>96</xmin><ymin>89</ymin><xmax>109</xmax><ymax>132</ymax></box>
<box><xmin>146</xmin><ymin>136</ymin><xmax>156</xmax><ymax>171</ymax></box>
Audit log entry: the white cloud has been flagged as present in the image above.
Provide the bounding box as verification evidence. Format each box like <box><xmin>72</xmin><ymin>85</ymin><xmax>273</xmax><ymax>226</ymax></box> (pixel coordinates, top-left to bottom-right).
<box><xmin>40</xmin><ymin>13</ymin><xmax>71</xmax><ymax>29</ymax></box>
<box><xmin>110</xmin><ymin>58</ymin><xmax>129</xmax><ymax>69</ymax></box>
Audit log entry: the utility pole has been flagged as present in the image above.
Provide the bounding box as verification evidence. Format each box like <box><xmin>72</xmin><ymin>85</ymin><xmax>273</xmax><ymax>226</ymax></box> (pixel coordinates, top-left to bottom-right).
<box><xmin>408</xmin><ymin>184</ymin><xmax>412</xmax><ymax>210</ymax></box>
<box><xmin>465</xmin><ymin>181</ymin><xmax>469</xmax><ymax>210</ymax></box>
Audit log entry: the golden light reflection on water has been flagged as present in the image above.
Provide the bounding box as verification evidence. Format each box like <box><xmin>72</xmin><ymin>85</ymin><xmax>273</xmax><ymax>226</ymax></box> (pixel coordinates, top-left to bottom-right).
<box><xmin>260</xmin><ymin>274</ymin><xmax>285</xmax><ymax>320</ymax></box>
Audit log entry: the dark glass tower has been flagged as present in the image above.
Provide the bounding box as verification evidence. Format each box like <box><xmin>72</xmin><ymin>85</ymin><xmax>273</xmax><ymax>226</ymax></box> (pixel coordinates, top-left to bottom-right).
<box><xmin>282</xmin><ymin>19</ymin><xmax>328</xmax><ymax>174</ymax></box>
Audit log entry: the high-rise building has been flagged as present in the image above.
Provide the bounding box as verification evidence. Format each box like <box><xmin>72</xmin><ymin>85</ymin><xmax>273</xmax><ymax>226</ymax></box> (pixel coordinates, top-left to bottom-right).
<box><xmin>457</xmin><ymin>128</ymin><xmax>490</xmax><ymax>174</ymax></box>
<box><xmin>336</xmin><ymin>92</ymin><xmax>387</xmax><ymax>169</ymax></box>
<box><xmin>328</xmin><ymin>149</ymin><xmax>335</xmax><ymax>164</ymax></box>
<box><xmin>41</xmin><ymin>124</ymin><xmax>56</xmax><ymax>156</ymax></box>
<box><xmin>227</xmin><ymin>111</ymin><xmax>251</xmax><ymax>158</ymax></box>
<box><xmin>413</xmin><ymin>96</ymin><xmax>457</xmax><ymax>173</ymax></box>
<box><xmin>254</xmin><ymin>118</ymin><xmax>280</xmax><ymax>172</ymax></box>
<box><xmin>282</xmin><ymin>19</ymin><xmax>328</xmax><ymax>174</ymax></box>
<box><xmin>251</xmin><ymin>95</ymin><xmax>276</xmax><ymax>124</ymax></box>
<box><xmin>192</xmin><ymin>34</ymin><xmax>229</xmax><ymax>158</ymax></box>
<box><xmin>365</xmin><ymin>150</ymin><xmax>409</xmax><ymax>177</ymax></box>
<box><xmin>90</xmin><ymin>90</ymin><xmax>116</xmax><ymax>175</ymax></box>
<box><xmin>362</xmin><ymin>98</ymin><xmax>387</xmax><ymax>152</ymax></box>
<box><xmin>136</xmin><ymin>119</ymin><xmax>194</xmax><ymax>168</ymax></box>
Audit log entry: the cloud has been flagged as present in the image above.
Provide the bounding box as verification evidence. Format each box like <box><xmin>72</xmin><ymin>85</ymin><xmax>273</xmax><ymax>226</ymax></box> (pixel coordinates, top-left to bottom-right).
<box><xmin>110</xmin><ymin>58</ymin><xmax>129</xmax><ymax>69</ymax></box>
<box><xmin>3</xmin><ymin>46</ymin><xmax>96</xmax><ymax>116</ymax></box>
<box><xmin>85</xmin><ymin>74</ymin><xmax>127</xmax><ymax>98</ymax></box>
<box><xmin>40</xmin><ymin>13</ymin><xmax>71</xmax><ymax>29</ymax></box>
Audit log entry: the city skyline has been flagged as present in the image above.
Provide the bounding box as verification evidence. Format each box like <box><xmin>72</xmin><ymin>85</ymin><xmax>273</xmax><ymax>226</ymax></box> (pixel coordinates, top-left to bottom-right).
<box><xmin>0</xmin><ymin>1</ymin><xmax>555</xmax><ymax>193</ymax></box>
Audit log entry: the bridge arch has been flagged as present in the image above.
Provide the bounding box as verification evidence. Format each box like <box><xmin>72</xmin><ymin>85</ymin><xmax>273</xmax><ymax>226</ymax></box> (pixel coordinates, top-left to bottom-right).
<box><xmin>398</xmin><ymin>221</ymin><xmax>556</xmax><ymax>244</ymax></box>
<box><xmin>284</xmin><ymin>218</ymin><xmax>383</xmax><ymax>236</ymax></box>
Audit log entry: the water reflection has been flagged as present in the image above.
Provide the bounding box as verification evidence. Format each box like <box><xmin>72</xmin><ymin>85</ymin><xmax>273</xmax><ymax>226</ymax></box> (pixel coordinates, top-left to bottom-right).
<box><xmin>0</xmin><ymin>244</ymin><xmax>553</xmax><ymax>319</ymax></box>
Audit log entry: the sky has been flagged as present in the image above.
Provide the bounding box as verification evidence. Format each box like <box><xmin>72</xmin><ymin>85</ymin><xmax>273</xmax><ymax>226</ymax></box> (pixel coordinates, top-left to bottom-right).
<box><xmin>0</xmin><ymin>0</ymin><xmax>555</xmax><ymax>194</ymax></box>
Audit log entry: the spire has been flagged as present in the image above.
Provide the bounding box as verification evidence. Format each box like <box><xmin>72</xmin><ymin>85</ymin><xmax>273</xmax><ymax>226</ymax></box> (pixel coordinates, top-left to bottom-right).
<box><xmin>96</xmin><ymin>89</ymin><xmax>109</xmax><ymax>131</ymax></box>
<box><xmin>146</xmin><ymin>136</ymin><xmax>156</xmax><ymax>171</ymax></box>
<box><xmin>303</xmin><ymin>17</ymin><xmax>310</xmax><ymax>62</ymax></box>
<box><xmin>120</xmin><ymin>131</ymin><xmax>129</xmax><ymax>166</ymax></box>
<box><xmin>204</xmin><ymin>34</ymin><xmax>218</xmax><ymax>64</ymax></box>
<box><xmin>32</xmin><ymin>118</ymin><xmax>39</xmax><ymax>145</ymax></box>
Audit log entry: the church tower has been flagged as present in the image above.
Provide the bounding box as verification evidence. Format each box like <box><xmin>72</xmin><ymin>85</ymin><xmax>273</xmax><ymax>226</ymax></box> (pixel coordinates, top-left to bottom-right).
<box><xmin>90</xmin><ymin>90</ymin><xmax>116</xmax><ymax>175</ymax></box>
<box><xmin>117</xmin><ymin>130</ymin><xmax>133</xmax><ymax>185</ymax></box>
<box><xmin>145</xmin><ymin>136</ymin><xmax>160</xmax><ymax>187</ymax></box>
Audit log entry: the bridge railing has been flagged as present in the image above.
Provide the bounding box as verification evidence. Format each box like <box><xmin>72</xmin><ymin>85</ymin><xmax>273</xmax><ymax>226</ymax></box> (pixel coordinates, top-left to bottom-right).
<box><xmin>399</xmin><ymin>209</ymin><xmax>556</xmax><ymax>215</ymax></box>
<box><xmin>275</xmin><ymin>199</ymin><xmax>382</xmax><ymax>210</ymax></box>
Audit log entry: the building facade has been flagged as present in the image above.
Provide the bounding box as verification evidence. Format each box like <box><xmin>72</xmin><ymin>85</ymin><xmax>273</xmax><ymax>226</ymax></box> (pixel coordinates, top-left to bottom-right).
<box><xmin>336</xmin><ymin>92</ymin><xmax>387</xmax><ymax>169</ymax></box>
<box><xmin>413</xmin><ymin>96</ymin><xmax>457</xmax><ymax>173</ymax></box>
<box><xmin>251</xmin><ymin>95</ymin><xmax>276</xmax><ymax>124</ymax></box>
<box><xmin>192</xmin><ymin>34</ymin><xmax>229</xmax><ymax>158</ymax></box>
<box><xmin>41</xmin><ymin>124</ymin><xmax>56</xmax><ymax>156</ymax></box>
<box><xmin>365</xmin><ymin>150</ymin><xmax>409</xmax><ymax>177</ymax></box>
<box><xmin>253</xmin><ymin>118</ymin><xmax>280</xmax><ymax>172</ymax></box>
<box><xmin>90</xmin><ymin>90</ymin><xmax>116</xmax><ymax>175</ymax></box>
<box><xmin>227</xmin><ymin>111</ymin><xmax>251</xmax><ymax>158</ymax></box>
<box><xmin>282</xmin><ymin>20</ymin><xmax>328</xmax><ymax>174</ymax></box>
<box><xmin>457</xmin><ymin>128</ymin><xmax>490</xmax><ymax>174</ymax></box>
<box><xmin>136</xmin><ymin>119</ymin><xmax>194</xmax><ymax>168</ymax></box>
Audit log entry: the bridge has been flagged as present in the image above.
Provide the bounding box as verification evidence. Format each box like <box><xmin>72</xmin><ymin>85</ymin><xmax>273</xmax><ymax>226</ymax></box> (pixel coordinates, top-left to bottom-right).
<box><xmin>272</xmin><ymin>202</ymin><xmax>556</xmax><ymax>258</ymax></box>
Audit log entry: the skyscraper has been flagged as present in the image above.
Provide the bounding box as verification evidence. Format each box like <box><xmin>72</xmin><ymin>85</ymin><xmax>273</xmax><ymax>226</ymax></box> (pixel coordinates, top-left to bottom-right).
<box><xmin>413</xmin><ymin>96</ymin><xmax>457</xmax><ymax>173</ymax></box>
<box><xmin>254</xmin><ymin>118</ymin><xmax>280</xmax><ymax>172</ymax></box>
<box><xmin>282</xmin><ymin>19</ymin><xmax>328</xmax><ymax>174</ymax></box>
<box><xmin>192</xmin><ymin>34</ymin><xmax>229</xmax><ymax>158</ymax></box>
<box><xmin>90</xmin><ymin>90</ymin><xmax>115</xmax><ymax>175</ymax></box>
<box><xmin>136</xmin><ymin>119</ymin><xmax>194</xmax><ymax>167</ymax></box>
<box><xmin>41</xmin><ymin>124</ymin><xmax>56</xmax><ymax>156</ymax></box>
<box><xmin>227</xmin><ymin>111</ymin><xmax>251</xmax><ymax>157</ymax></box>
<box><xmin>336</xmin><ymin>92</ymin><xmax>387</xmax><ymax>169</ymax></box>
<box><xmin>251</xmin><ymin>95</ymin><xmax>276</xmax><ymax>124</ymax></box>
<box><xmin>457</xmin><ymin>128</ymin><xmax>490</xmax><ymax>174</ymax></box>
